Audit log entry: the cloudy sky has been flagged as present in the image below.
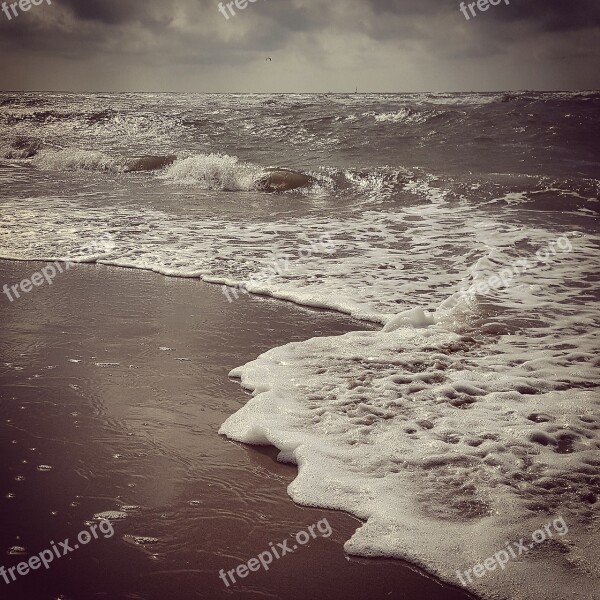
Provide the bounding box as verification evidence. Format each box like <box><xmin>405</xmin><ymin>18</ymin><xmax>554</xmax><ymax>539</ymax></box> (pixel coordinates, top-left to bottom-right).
<box><xmin>0</xmin><ymin>0</ymin><xmax>599</xmax><ymax>92</ymax></box>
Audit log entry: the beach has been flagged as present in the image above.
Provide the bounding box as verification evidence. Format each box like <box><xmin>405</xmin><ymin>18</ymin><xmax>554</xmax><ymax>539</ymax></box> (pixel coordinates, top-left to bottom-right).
<box><xmin>0</xmin><ymin>259</ymin><xmax>475</xmax><ymax>600</ymax></box>
<box><xmin>0</xmin><ymin>90</ymin><xmax>598</xmax><ymax>600</ymax></box>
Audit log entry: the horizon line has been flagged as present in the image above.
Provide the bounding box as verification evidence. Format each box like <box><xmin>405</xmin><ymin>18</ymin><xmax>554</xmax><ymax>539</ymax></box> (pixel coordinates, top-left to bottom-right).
<box><xmin>1</xmin><ymin>89</ymin><xmax>598</xmax><ymax>95</ymax></box>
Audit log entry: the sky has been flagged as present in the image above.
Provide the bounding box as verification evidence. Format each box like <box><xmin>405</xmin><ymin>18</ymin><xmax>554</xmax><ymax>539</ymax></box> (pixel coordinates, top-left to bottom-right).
<box><xmin>0</xmin><ymin>0</ymin><xmax>599</xmax><ymax>92</ymax></box>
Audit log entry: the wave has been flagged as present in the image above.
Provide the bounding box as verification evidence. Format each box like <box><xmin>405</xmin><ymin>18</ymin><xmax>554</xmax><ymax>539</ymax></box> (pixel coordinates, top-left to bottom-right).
<box><xmin>2</xmin><ymin>92</ymin><xmax>599</xmax><ymax>185</ymax></box>
<box><xmin>29</xmin><ymin>149</ymin><xmax>259</xmax><ymax>185</ymax></box>
<box><xmin>1</xmin><ymin>135</ymin><xmax>42</xmax><ymax>159</ymax></box>
<box><xmin>161</xmin><ymin>157</ymin><xmax>409</xmax><ymax>197</ymax></box>
<box><xmin>0</xmin><ymin>110</ymin><xmax>80</xmax><ymax>126</ymax></box>
<box><xmin>373</xmin><ymin>107</ymin><xmax>455</xmax><ymax>124</ymax></box>
<box><xmin>15</xmin><ymin>145</ymin><xmax>600</xmax><ymax>214</ymax></box>
<box><xmin>0</xmin><ymin>95</ymin><xmax>48</xmax><ymax>108</ymax></box>
<box><xmin>28</xmin><ymin>149</ymin><xmax>268</xmax><ymax>191</ymax></box>
<box><xmin>23</xmin><ymin>147</ymin><xmax>408</xmax><ymax>199</ymax></box>
<box><xmin>159</xmin><ymin>153</ymin><xmax>263</xmax><ymax>191</ymax></box>
<box><xmin>1</xmin><ymin>108</ymin><xmax>126</xmax><ymax>127</ymax></box>
<box><xmin>32</xmin><ymin>148</ymin><xmax>127</xmax><ymax>173</ymax></box>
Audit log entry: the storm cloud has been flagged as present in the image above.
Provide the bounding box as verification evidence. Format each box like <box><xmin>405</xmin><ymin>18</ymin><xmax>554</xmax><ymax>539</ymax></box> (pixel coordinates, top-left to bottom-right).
<box><xmin>0</xmin><ymin>0</ymin><xmax>598</xmax><ymax>91</ymax></box>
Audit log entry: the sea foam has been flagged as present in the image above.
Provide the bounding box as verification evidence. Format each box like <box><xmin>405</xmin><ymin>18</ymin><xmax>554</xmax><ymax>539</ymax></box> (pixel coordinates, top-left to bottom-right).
<box><xmin>220</xmin><ymin>314</ymin><xmax>599</xmax><ymax>600</ymax></box>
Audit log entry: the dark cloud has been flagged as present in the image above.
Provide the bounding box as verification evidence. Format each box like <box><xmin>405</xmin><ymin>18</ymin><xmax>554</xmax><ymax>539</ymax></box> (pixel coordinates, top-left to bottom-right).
<box><xmin>363</xmin><ymin>0</ymin><xmax>600</xmax><ymax>31</ymax></box>
<box><xmin>492</xmin><ymin>0</ymin><xmax>600</xmax><ymax>32</ymax></box>
<box><xmin>59</xmin><ymin>0</ymin><xmax>146</xmax><ymax>24</ymax></box>
<box><xmin>0</xmin><ymin>0</ymin><xmax>598</xmax><ymax>91</ymax></box>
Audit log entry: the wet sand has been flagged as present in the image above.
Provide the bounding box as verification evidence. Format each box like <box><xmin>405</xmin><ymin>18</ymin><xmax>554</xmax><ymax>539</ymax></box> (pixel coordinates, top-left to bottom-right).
<box><xmin>0</xmin><ymin>260</ymin><xmax>477</xmax><ymax>600</ymax></box>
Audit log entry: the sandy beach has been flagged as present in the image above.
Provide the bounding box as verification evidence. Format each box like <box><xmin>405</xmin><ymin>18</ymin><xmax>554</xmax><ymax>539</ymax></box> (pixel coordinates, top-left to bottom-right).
<box><xmin>0</xmin><ymin>259</ymin><xmax>476</xmax><ymax>600</ymax></box>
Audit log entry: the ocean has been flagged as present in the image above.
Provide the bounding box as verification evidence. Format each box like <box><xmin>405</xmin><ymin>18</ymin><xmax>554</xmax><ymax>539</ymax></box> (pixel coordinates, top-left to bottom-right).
<box><xmin>0</xmin><ymin>91</ymin><xmax>599</xmax><ymax>599</ymax></box>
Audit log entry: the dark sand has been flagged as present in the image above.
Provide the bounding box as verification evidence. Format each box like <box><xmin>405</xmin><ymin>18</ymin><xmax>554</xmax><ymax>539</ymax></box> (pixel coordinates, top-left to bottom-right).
<box><xmin>0</xmin><ymin>260</ymin><xmax>477</xmax><ymax>600</ymax></box>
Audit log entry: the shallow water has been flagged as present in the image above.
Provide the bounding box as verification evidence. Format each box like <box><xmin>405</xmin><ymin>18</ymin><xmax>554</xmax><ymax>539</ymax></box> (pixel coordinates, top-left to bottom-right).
<box><xmin>0</xmin><ymin>261</ymin><xmax>474</xmax><ymax>600</ymax></box>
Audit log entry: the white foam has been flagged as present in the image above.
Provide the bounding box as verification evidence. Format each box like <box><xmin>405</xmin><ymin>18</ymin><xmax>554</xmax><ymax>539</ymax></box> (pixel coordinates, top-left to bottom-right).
<box><xmin>33</xmin><ymin>148</ymin><xmax>126</xmax><ymax>173</ymax></box>
<box><xmin>159</xmin><ymin>153</ymin><xmax>262</xmax><ymax>191</ymax></box>
<box><xmin>374</xmin><ymin>108</ymin><xmax>434</xmax><ymax>124</ymax></box>
<box><xmin>221</xmin><ymin>318</ymin><xmax>600</xmax><ymax>600</ymax></box>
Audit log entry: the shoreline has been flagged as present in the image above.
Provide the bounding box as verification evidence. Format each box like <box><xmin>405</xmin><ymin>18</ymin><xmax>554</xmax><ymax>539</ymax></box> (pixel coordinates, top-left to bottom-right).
<box><xmin>0</xmin><ymin>259</ymin><xmax>478</xmax><ymax>600</ymax></box>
